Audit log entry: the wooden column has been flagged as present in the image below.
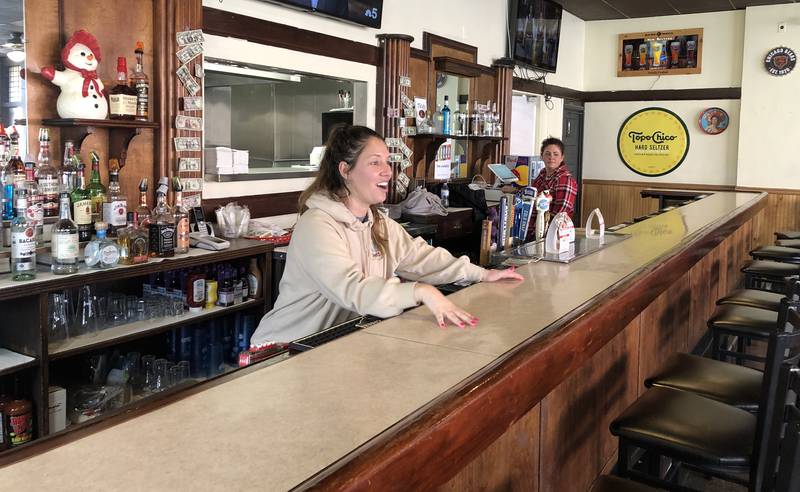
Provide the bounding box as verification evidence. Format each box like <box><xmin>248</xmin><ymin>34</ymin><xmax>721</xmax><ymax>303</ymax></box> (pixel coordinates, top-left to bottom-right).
<box><xmin>494</xmin><ymin>58</ymin><xmax>515</xmax><ymax>158</ymax></box>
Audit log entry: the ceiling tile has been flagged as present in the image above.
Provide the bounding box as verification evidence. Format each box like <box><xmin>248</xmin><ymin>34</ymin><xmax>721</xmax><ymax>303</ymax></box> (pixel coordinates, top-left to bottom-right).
<box><xmin>558</xmin><ymin>0</ymin><xmax>628</xmax><ymax>20</ymax></box>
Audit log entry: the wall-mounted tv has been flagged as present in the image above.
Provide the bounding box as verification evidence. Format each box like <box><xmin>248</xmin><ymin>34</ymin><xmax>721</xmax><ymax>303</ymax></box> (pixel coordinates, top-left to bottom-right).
<box><xmin>265</xmin><ymin>0</ymin><xmax>383</xmax><ymax>29</ymax></box>
<box><xmin>509</xmin><ymin>0</ymin><xmax>563</xmax><ymax>73</ymax></box>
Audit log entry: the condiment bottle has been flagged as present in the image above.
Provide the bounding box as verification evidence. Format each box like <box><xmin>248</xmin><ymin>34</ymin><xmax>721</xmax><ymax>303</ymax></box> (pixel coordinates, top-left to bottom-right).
<box><xmin>4</xmin><ymin>398</ymin><xmax>33</xmax><ymax>447</ymax></box>
<box><xmin>247</xmin><ymin>258</ymin><xmax>262</xmax><ymax>300</ymax></box>
<box><xmin>0</xmin><ymin>394</ymin><xmax>12</xmax><ymax>449</ymax></box>
<box><xmin>186</xmin><ymin>270</ymin><xmax>206</xmax><ymax>313</ymax></box>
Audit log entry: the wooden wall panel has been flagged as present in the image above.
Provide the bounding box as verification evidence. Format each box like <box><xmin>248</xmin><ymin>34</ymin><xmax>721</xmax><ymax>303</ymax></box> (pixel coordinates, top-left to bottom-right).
<box><xmin>750</xmin><ymin>192</ymin><xmax>800</xmax><ymax>248</ymax></box>
<box><xmin>539</xmin><ymin>316</ymin><xmax>640</xmax><ymax>492</ymax></box>
<box><xmin>688</xmin><ymin>254</ymin><xmax>712</xmax><ymax>348</ymax></box>
<box><xmin>580</xmin><ymin>180</ymin><xmax>659</xmax><ymax>227</ymax></box>
<box><xmin>439</xmin><ymin>404</ymin><xmax>540</xmax><ymax>492</ymax></box>
<box><xmin>638</xmin><ymin>273</ymin><xmax>691</xmax><ymax>381</ymax></box>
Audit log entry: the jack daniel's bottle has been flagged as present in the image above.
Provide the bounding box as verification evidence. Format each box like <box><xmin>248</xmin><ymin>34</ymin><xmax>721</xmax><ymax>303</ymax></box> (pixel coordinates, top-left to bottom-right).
<box><xmin>148</xmin><ymin>177</ymin><xmax>175</xmax><ymax>257</ymax></box>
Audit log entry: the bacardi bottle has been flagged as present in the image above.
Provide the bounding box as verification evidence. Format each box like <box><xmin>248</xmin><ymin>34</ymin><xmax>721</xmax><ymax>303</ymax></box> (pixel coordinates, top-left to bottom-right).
<box><xmin>11</xmin><ymin>190</ymin><xmax>37</xmax><ymax>281</ymax></box>
<box><xmin>130</xmin><ymin>41</ymin><xmax>150</xmax><ymax>121</ymax></box>
<box><xmin>70</xmin><ymin>159</ymin><xmax>93</xmax><ymax>242</ymax></box>
<box><xmin>51</xmin><ymin>192</ymin><xmax>79</xmax><ymax>274</ymax></box>
<box><xmin>172</xmin><ymin>177</ymin><xmax>190</xmax><ymax>254</ymax></box>
<box><xmin>149</xmin><ymin>177</ymin><xmax>175</xmax><ymax>258</ymax></box>
<box><xmin>35</xmin><ymin>128</ymin><xmax>59</xmax><ymax>218</ymax></box>
<box><xmin>102</xmin><ymin>165</ymin><xmax>127</xmax><ymax>236</ymax></box>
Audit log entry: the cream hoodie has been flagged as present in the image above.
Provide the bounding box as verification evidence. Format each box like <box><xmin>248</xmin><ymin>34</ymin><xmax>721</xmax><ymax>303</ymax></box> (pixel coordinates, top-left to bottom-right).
<box><xmin>251</xmin><ymin>193</ymin><xmax>486</xmax><ymax>344</ymax></box>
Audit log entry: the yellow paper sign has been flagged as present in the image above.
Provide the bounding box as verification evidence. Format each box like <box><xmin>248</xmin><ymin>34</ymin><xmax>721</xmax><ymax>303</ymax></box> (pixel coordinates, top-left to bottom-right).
<box><xmin>617</xmin><ymin>107</ymin><xmax>690</xmax><ymax>177</ymax></box>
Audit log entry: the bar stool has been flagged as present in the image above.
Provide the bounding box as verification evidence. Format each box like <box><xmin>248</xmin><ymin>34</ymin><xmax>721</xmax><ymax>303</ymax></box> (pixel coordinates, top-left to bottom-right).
<box><xmin>749</xmin><ymin>245</ymin><xmax>800</xmax><ymax>264</ymax></box>
<box><xmin>775</xmin><ymin>230</ymin><xmax>800</xmax><ymax>240</ymax></box>
<box><xmin>741</xmin><ymin>260</ymin><xmax>800</xmax><ymax>293</ymax></box>
<box><xmin>609</xmin><ymin>304</ymin><xmax>800</xmax><ymax>491</ymax></box>
<box><xmin>716</xmin><ymin>277</ymin><xmax>799</xmax><ymax>312</ymax></box>
<box><xmin>775</xmin><ymin>239</ymin><xmax>800</xmax><ymax>249</ymax></box>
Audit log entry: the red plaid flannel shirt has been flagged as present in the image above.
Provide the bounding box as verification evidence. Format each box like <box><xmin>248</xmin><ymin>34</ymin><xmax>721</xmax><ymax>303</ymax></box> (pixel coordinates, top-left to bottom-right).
<box><xmin>525</xmin><ymin>164</ymin><xmax>578</xmax><ymax>240</ymax></box>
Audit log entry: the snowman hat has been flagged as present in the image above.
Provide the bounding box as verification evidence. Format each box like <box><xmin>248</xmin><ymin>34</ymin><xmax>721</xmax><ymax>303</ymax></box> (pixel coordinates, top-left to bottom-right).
<box><xmin>61</xmin><ymin>30</ymin><xmax>102</xmax><ymax>65</ymax></box>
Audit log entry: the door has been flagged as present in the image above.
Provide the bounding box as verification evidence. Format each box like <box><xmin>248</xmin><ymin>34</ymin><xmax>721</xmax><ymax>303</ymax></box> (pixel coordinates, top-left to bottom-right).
<box><xmin>562</xmin><ymin>104</ymin><xmax>584</xmax><ymax>223</ymax></box>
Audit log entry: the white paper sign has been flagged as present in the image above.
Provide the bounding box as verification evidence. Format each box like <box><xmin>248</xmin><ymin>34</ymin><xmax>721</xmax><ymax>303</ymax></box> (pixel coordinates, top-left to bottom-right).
<box><xmin>434</xmin><ymin>159</ymin><xmax>451</xmax><ymax>180</ymax></box>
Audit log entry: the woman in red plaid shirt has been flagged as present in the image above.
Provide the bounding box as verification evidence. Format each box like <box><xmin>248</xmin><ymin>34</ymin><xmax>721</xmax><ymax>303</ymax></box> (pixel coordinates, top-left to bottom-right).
<box><xmin>526</xmin><ymin>137</ymin><xmax>578</xmax><ymax>240</ymax></box>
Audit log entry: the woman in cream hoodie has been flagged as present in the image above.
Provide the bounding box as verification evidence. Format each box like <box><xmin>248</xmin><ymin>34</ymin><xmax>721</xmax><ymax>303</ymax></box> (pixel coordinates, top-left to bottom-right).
<box><xmin>251</xmin><ymin>125</ymin><xmax>523</xmax><ymax>344</ymax></box>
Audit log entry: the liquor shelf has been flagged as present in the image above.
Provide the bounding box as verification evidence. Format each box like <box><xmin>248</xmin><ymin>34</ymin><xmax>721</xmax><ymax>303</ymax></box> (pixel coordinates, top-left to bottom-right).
<box><xmin>0</xmin><ymin>348</ymin><xmax>36</xmax><ymax>377</ymax></box>
<box><xmin>50</xmin><ymin>298</ymin><xmax>263</xmax><ymax>360</ymax></box>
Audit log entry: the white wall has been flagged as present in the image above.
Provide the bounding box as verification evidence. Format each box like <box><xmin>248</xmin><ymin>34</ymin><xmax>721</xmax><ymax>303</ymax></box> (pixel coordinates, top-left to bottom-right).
<box><xmin>583</xmin><ymin>100</ymin><xmax>740</xmax><ymax>186</ymax></box>
<box><xmin>202</xmin><ymin>33</ymin><xmax>376</xmax><ymax>198</ymax></box>
<box><xmin>736</xmin><ymin>4</ymin><xmax>800</xmax><ymax>189</ymax></box>
<box><xmin>583</xmin><ymin>10</ymin><xmax>745</xmax><ymax>91</ymax></box>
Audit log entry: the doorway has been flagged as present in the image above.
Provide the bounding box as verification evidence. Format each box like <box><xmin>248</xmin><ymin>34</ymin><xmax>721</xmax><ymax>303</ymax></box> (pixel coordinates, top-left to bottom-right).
<box><xmin>562</xmin><ymin>103</ymin><xmax>584</xmax><ymax>222</ymax></box>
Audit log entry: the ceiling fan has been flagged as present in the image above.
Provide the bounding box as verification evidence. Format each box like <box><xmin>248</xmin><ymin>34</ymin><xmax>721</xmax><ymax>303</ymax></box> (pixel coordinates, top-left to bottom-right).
<box><xmin>1</xmin><ymin>32</ymin><xmax>24</xmax><ymax>62</ymax></box>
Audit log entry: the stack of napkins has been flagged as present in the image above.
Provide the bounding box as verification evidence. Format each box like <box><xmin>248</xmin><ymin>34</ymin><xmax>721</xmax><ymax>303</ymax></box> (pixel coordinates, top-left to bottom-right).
<box><xmin>205</xmin><ymin>147</ymin><xmax>234</xmax><ymax>174</ymax></box>
<box><xmin>232</xmin><ymin>149</ymin><xmax>249</xmax><ymax>174</ymax></box>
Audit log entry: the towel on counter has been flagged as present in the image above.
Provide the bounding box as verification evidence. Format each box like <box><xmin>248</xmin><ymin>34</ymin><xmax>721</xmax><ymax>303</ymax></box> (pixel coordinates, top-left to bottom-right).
<box><xmin>401</xmin><ymin>187</ymin><xmax>448</xmax><ymax>216</ymax></box>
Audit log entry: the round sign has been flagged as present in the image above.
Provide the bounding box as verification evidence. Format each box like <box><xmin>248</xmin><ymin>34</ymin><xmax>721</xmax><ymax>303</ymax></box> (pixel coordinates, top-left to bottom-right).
<box><xmin>699</xmin><ymin>107</ymin><xmax>729</xmax><ymax>135</ymax></box>
<box><xmin>764</xmin><ymin>46</ymin><xmax>796</xmax><ymax>76</ymax></box>
<box><xmin>617</xmin><ymin>107</ymin><xmax>690</xmax><ymax>177</ymax></box>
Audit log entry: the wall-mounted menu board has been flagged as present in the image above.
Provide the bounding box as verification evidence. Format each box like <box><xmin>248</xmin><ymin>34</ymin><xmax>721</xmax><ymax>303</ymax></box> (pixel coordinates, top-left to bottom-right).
<box><xmin>617</xmin><ymin>28</ymin><xmax>703</xmax><ymax>77</ymax></box>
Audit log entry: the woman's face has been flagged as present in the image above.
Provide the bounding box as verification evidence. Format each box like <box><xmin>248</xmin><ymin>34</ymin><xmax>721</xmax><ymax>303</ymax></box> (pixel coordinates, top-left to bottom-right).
<box><xmin>542</xmin><ymin>144</ymin><xmax>564</xmax><ymax>173</ymax></box>
<box><xmin>340</xmin><ymin>137</ymin><xmax>392</xmax><ymax>211</ymax></box>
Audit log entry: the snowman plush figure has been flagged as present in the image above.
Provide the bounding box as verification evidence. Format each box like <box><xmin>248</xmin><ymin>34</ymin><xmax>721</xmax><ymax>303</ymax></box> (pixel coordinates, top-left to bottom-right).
<box><xmin>41</xmin><ymin>30</ymin><xmax>108</xmax><ymax>119</ymax></box>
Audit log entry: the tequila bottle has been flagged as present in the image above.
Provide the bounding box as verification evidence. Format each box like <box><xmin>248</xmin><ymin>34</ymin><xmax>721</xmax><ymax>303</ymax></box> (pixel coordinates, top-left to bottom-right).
<box><xmin>102</xmin><ymin>165</ymin><xmax>127</xmax><ymax>236</ymax></box>
<box><xmin>51</xmin><ymin>192</ymin><xmax>79</xmax><ymax>274</ymax></box>
<box><xmin>172</xmin><ymin>177</ymin><xmax>190</xmax><ymax>254</ymax></box>
<box><xmin>87</xmin><ymin>151</ymin><xmax>106</xmax><ymax>225</ymax></box>
<box><xmin>148</xmin><ymin>177</ymin><xmax>175</xmax><ymax>258</ymax></box>
<box><xmin>60</xmin><ymin>140</ymin><xmax>77</xmax><ymax>194</ymax></box>
<box><xmin>70</xmin><ymin>159</ymin><xmax>93</xmax><ymax>242</ymax></box>
<box><xmin>35</xmin><ymin>128</ymin><xmax>59</xmax><ymax>218</ymax></box>
<box><xmin>84</xmin><ymin>222</ymin><xmax>120</xmax><ymax>269</ymax></box>
<box><xmin>10</xmin><ymin>190</ymin><xmax>37</xmax><ymax>281</ymax></box>
<box><xmin>135</xmin><ymin>178</ymin><xmax>151</xmax><ymax>228</ymax></box>
<box><xmin>130</xmin><ymin>41</ymin><xmax>150</xmax><ymax>121</ymax></box>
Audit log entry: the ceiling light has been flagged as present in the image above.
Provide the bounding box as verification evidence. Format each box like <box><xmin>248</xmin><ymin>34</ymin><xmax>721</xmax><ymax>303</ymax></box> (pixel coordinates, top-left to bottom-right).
<box><xmin>204</xmin><ymin>61</ymin><xmax>302</xmax><ymax>83</ymax></box>
<box><xmin>6</xmin><ymin>50</ymin><xmax>24</xmax><ymax>63</ymax></box>
<box><xmin>2</xmin><ymin>31</ymin><xmax>23</xmax><ymax>50</ymax></box>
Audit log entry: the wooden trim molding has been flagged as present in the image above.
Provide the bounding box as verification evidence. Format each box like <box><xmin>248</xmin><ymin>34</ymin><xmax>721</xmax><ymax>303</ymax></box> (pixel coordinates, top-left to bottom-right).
<box><xmin>583</xmin><ymin>87</ymin><xmax>741</xmax><ymax>102</ymax></box>
<box><xmin>202</xmin><ymin>7</ymin><xmax>380</xmax><ymax>66</ymax></box>
<box><xmin>512</xmin><ymin>77</ymin><xmax>584</xmax><ymax>102</ymax></box>
<box><xmin>300</xmin><ymin>192</ymin><xmax>767</xmax><ymax>490</ymax></box>
<box><xmin>434</xmin><ymin>56</ymin><xmax>484</xmax><ymax>78</ymax></box>
<box><xmin>422</xmin><ymin>32</ymin><xmax>478</xmax><ymax>62</ymax></box>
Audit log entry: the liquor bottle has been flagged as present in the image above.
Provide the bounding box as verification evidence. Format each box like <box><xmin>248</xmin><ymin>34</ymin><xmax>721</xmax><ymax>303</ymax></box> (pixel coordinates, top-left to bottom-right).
<box><xmin>149</xmin><ymin>177</ymin><xmax>175</xmax><ymax>258</ymax></box>
<box><xmin>130</xmin><ymin>41</ymin><xmax>150</xmax><ymax>121</ymax></box>
<box><xmin>432</xmin><ymin>104</ymin><xmax>444</xmax><ymax>134</ymax></box>
<box><xmin>484</xmin><ymin>100</ymin><xmax>495</xmax><ymax>137</ymax></box>
<box><xmin>442</xmin><ymin>95</ymin><xmax>451</xmax><ymax>135</ymax></box>
<box><xmin>493</xmin><ymin>102</ymin><xmax>503</xmax><ymax>137</ymax></box>
<box><xmin>129</xmin><ymin>211</ymin><xmax>149</xmax><ymax>264</ymax></box>
<box><xmin>135</xmin><ymin>178</ymin><xmax>151</xmax><ymax>228</ymax></box>
<box><xmin>172</xmin><ymin>177</ymin><xmax>190</xmax><ymax>254</ymax></box>
<box><xmin>116</xmin><ymin>212</ymin><xmax>135</xmax><ymax>265</ymax></box>
<box><xmin>70</xmin><ymin>159</ymin><xmax>93</xmax><ymax>242</ymax></box>
<box><xmin>108</xmin><ymin>57</ymin><xmax>137</xmax><ymax>120</ymax></box>
<box><xmin>35</xmin><ymin>128</ymin><xmax>59</xmax><ymax>218</ymax></box>
<box><xmin>11</xmin><ymin>190</ymin><xmax>37</xmax><ymax>281</ymax></box>
<box><xmin>440</xmin><ymin>181</ymin><xmax>449</xmax><ymax>208</ymax></box>
<box><xmin>21</xmin><ymin>157</ymin><xmax>43</xmax><ymax>238</ymax></box>
<box><xmin>60</xmin><ymin>140</ymin><xmax>77</xmax><ymax>194</ymax></box>
<box><xmin>84</xmin><ymin>222</ymin><xmax>120</xmax><ymax>269</ymax></box>
<box><xmin>470</xmin><ymin>100</ymin><xmax>482</xmax><ymax>137</ymax></box>
<box><xmin>51</xmin><ymin>191</ymin><xmax>79</xmax><ymax>274</ymax></box>
<box><xmin>455</xmin><ymin>95</ymin><xmax>469</xmax><ymax>137</ymax></box>
<box><xmin>1</xmin><ymin>139</ymin><xmax>13</xmax><ymax>220</ymax></box>
<box><xmin>8</xmin><ymin>129</ymin><xmax>25</xmax><ymax>189</ymax></box>
<box><xmin>102</xmin><ymin>164</ymin><xmax>127</xmax><ymax>236</ymax></box>
<box><xmin>87</xmin><ymin>151</ymin><xmax>106</xmax><ymax>225</ymax></box>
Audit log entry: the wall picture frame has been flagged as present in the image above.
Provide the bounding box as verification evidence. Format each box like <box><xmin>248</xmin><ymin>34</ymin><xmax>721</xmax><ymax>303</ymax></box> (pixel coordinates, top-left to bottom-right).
<box><xmin>617</xmin><ymin>28</ymin><xmax>703</xmax><ymax>77</ymax></box>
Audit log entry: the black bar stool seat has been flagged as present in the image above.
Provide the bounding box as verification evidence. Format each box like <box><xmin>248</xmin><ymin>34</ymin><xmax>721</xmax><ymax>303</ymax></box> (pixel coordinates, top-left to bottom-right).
<box><xmin>775</xmin><ymin>239</ymin><xmax>800</xmax><ymax>249</ymax></box>
<box><xmin>749</xmin><ymin>245</ymin><xmax>800</xmax><ymax>264</ymax></box>
<box><xmin>716</xmin><ymin>288</ymin><xmax>783</xmax><ymax>311</ymax></box>
<box><xmin>590</xmin><ymin>475</ymin><xmax>661</xmax><ymax>492</ymax></box>
<box><xmin>741</xmin><ymin>260</ymin><xmax>800</xmax><ymax>279</ymax></box>
<box><xmin>709</xmin><ymin>304</ymin><xmax>778</xmax><ymax>339</ymax></box>
<box><xmin>611</xmin><ymin>387</ymin><xmax>755</xmax><ymax>467</ymax></box>
<box><xmin>775</xmin><ymin>231</ymin><xmax>800</xmax><ymax>240</ymax></box>
<box><xmin>644</xmin><ymin>353</ymin><xmax>762</xmax><ymax>411</ymax></box>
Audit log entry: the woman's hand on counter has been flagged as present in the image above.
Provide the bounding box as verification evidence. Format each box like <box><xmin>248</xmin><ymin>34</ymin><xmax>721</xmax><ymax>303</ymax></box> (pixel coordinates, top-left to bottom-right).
<box><xmin>482</xmin><ymin>266</ymin><xmax>524</xmax><ymax>283</ymax></box>
<box><xmin>414</xmin><ymin>284</ymin><xmax>477</xmax><ymax>329</ymax></box>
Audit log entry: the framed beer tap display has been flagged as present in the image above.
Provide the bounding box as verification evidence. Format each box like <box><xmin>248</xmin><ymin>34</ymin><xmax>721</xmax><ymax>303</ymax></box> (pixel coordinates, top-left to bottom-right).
<box><xmin>617</xmin><ymin>28</ymin><xmax>703</xmax><ymax>77</ymax></box>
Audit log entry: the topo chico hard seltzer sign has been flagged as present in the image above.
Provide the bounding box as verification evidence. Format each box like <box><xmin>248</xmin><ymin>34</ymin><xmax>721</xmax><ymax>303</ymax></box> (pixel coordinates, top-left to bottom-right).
<box><xmin>617</xmin><ymin>107</ymin><xmax>690</xmax><ymax>177</ymax></box>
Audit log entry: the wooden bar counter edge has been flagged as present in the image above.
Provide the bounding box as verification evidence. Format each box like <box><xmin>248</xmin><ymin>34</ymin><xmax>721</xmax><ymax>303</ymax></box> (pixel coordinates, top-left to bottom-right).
<box><xmin>0</xmin><ymin>191</ymin><xmax>767</xmax><ymax>491</ymax></box>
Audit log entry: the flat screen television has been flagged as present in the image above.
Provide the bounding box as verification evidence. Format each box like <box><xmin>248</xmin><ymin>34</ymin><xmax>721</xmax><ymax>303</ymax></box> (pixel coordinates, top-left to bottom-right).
<box><xmin>509</xmin><ymin>0</ymin><xmax>563</xmax><ymax>73</ymax></box>
<box><xmin>265</xmin><ymin>0</ymin><xmax>383</xmax><ymax>29</ymax></box>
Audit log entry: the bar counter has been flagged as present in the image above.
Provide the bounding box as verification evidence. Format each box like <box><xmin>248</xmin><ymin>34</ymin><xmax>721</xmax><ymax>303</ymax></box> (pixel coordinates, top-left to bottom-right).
<box><xmin>0</xmin><ymin>191</ymin><xmax>767</xmax><ymax>490</ymax></box>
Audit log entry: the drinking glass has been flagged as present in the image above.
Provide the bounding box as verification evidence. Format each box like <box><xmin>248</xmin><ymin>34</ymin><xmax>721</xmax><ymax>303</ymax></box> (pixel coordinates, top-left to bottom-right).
<box><xmin>145</xmin><ymin>298</ymin><xmax>161</xmax><ymax>320</ymax></box>
<box><xmin>95</xmin><ymin>294</ymin><xmax>108</xmax><ymax>327</ymax></box>
<box><xmin>171</xmin><ymin>299</ymin><xmax>185</xmax><ymax>317</ymax></box>
<box><xmin>178</xmin><ymin>361</ymin><xmax>191</xmax><ymax>381</ymax></box>
<box><xmin>169</xmin><ymin>365</ymin><xmax>183</xmax><ymax>386</ymax></box>
<box><xmin>136</xmin><ymin>298</ymin><xmax>146</xmax><ymax>321</ymax></box>
<box><xmin>624</xmin><ymin>44</ymin><xmax>633</xmax><ymax>67</ymax></box>
<box><xmin>74</xmin><ymin>285</ymin><xmax>99</xmax><ymax>337</ymax></box>
<box><xmin>126</xmin><ymin>295</ymin><xmax>138</xmax><ymax>321</ymax></box>
<box><xmin>124</xmin><ymin>351</ymin><xmax>142</xmax><ymax>391</ymax></box>
<box><xmin>153</xmin><ymin>358</ymin><xmax>171</xmax><ymax>392</ymax></box>
<box><xmin>48</xmin><ymin>293</ymin><xmax>70</xmax><ymax>348</ymax></box>
<box><xmin>141</xmin><ymin>355</ymin><xmax>156</xmax><ymax>392</ymax></box>
<box><xmin>108</xmin><ymin>293</ymin><xmax>127</xmax><ymax>325</ymax></box>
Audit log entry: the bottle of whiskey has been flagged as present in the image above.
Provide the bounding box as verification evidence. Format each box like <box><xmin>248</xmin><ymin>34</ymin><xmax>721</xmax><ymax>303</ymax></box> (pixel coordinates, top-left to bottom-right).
<box><xmin>51</xmin><ymin>191</ymin><xmax>79</xmax><ymax>274</ymax></box>
<box><xmin>117</xmin><ymin>211</ymin><xmax>135</xmax><ymax>265</ymax></box>
<box><xmin>35</xmin><ymin>128</ymin><xmax>59</xmax><ymax>218</ymax></box>
<box><xmin>108</xmin><ymin>57</ymin><xmax>137</xmax><ymax>120</ymax></box>
<box><xmin>60</xmin><ymin>140</ymin><xmax>77</xmax><ymax>194</ymax></box>
<box><xmin>21</xmin><ymin>157</ymin><xmax>43</xmax><ymax>238</ymax></box>
<box><xmin>172</xmin><ymin>177</ymin><xmax>190</xmax><ymax>254</ymax></box>
<box><xmin>87</xmin><ymin>151</ymin><xmax>106</xmax><ymax>225</ymax></box>
<box><xmin>102</xmin><ymin>163</ymin><xmax>127</xmax><ymax>236</ymax></box>
<box><xmin>11</xmin><ymin>189</ymin><xmax>37</xmax><ymax>281</ymax></box>
<box><xmin>70</xmin><ymin>158</ymin><xmax>92</xmax><ymax>242</ymax></box>
<box><xmin>130</xmin><ymin>211</ymin><xmax>149</xmax><ymax>263</ymax></box>
<box><xmin>130</xmin><ymin>41</ymin><xmax>150</xmax><ymax>121</ymax></box>
<box><xmin>149</xmin><ymin>177</ymin><xmax>175</xmax><ymax>258</ymax></box>
<box><xmin>135</xmin><ymin>178</ymin><xmax>151</xmax><ymax>228</ymax></box>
